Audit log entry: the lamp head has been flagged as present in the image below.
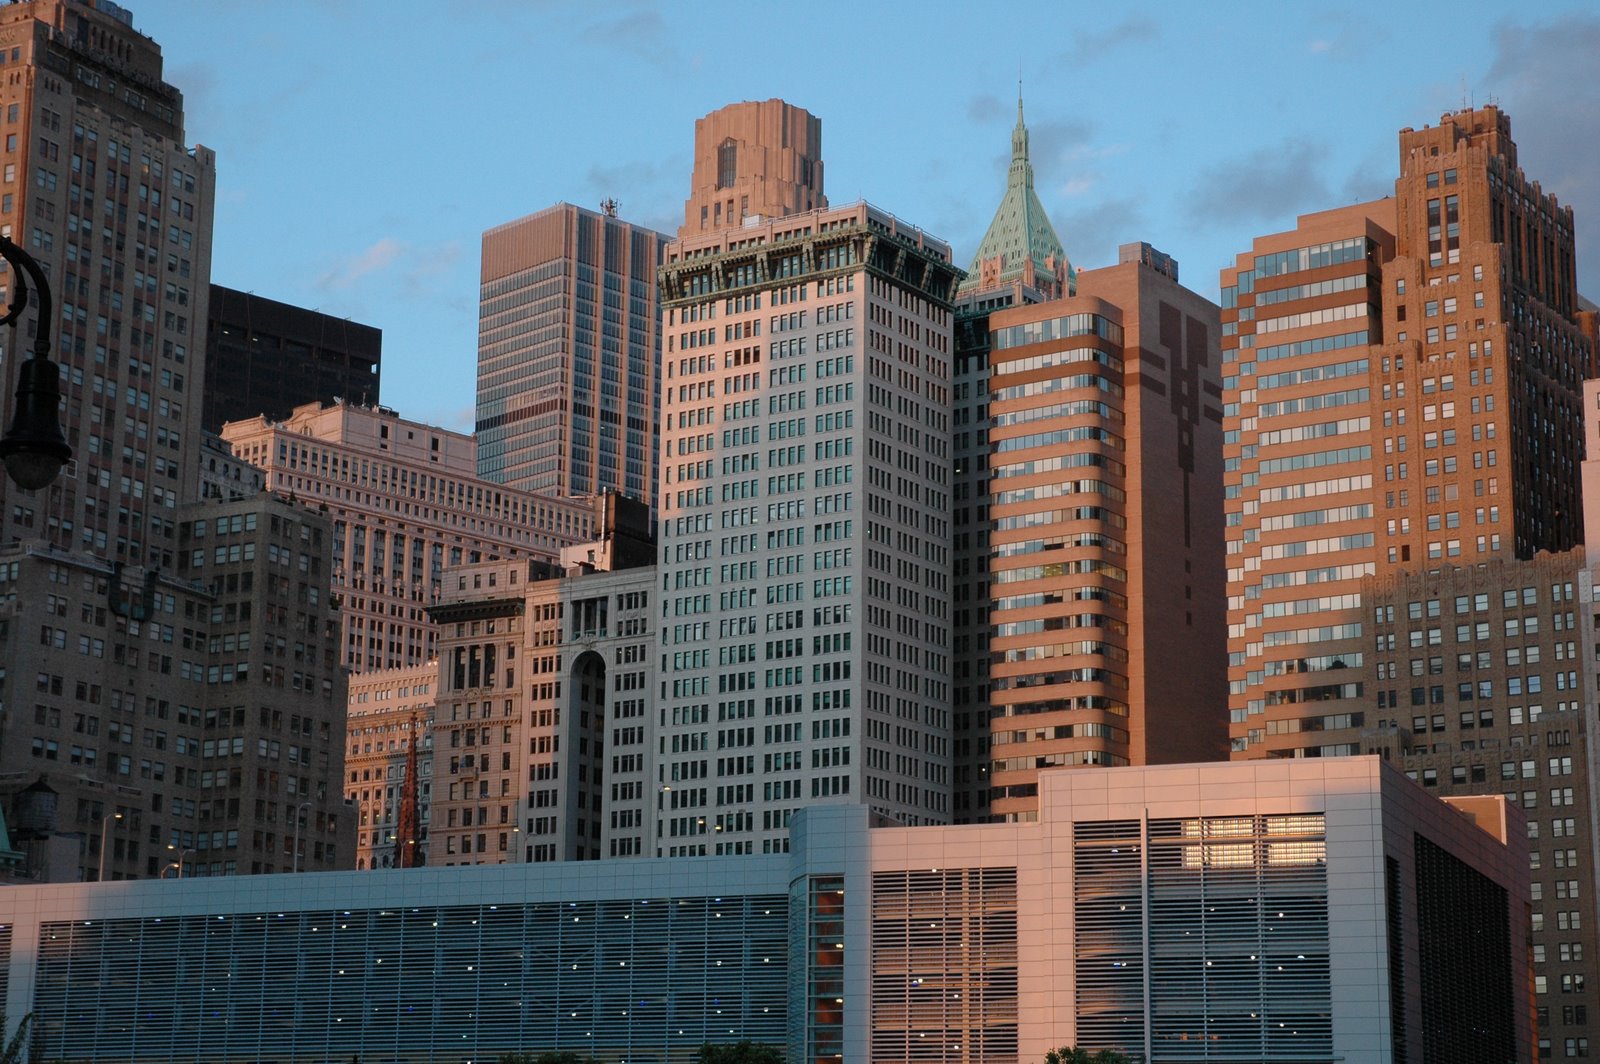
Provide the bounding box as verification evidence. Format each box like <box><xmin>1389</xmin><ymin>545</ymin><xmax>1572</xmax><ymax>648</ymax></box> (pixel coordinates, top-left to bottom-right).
<box><xmin>0</xmin><ymin>354</ymin><xmax>70</xmax><ymax>490</ymax></box>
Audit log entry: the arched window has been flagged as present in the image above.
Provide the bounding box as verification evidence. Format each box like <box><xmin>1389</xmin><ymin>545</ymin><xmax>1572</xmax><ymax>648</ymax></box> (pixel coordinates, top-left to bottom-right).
<box><xmin>717</xmin><ymin>138</ymin><xmax>737</xmax><ymax>190</ymax></box>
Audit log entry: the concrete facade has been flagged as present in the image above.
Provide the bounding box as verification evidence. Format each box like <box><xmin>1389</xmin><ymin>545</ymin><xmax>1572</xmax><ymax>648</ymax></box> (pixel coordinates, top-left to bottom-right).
<box><xmin>221</xmin><ymin>400</ymin><xmax>593</xmax><ymax>672</ymax></box>
<box><xmin>0</xmin><ymin>0</ymin><xmax>214</xmax><ymax>561</ymax></box>
<box><xmin>0</xmin><ymin>759</ymin><xmax>1529</xmax><ymax>1063</ymax></box>
<box><xmin>197</xmin><ymin>430</ymin><xmax>263</xmax><ymax>502</ymax></box>
<box><xmin>656</xmin><ymin>201</ymin><xmax>962</xmax><ymax>848</ymax></box>
<box><xmin>0</xmin><ymin>492</ymin><xmax>353</xmax><ymax>882</ymax></box>
<box><xmin>1361</xmin><ymin>548</ymin><xmax>1599</xmax><ymax>1049</ymax></box>
<box><xmin>427</xmin><ymin>557</ymin><xmax>654</xmax><ymax>866</ymax></box>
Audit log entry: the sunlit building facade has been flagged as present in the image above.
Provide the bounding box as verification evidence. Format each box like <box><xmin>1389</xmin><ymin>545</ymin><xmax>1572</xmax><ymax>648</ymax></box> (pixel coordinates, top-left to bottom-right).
<box><xmin>679</xmin><ymin>98</ymin><xmax>826</xmax><ymax>238</ymax></box>
<box><xmin>655</xmin><ymin>201</ymin><xmax>961</xmax><ymax>849</ymax></box>
<box><xmin>983</xmin><ymin>250</ymin><xmax>1227</xmax><ymax>819</ymax></box>
<box><xmin>345</xmin><ymin>663</ymin><xmax>435</xmax><ymax>870</ymax></box>
<box><xmin>221</xmin><ymin>400</ymin><xmax>593</xmax><ymax>671</ymax></box>
<box><xmin>1221</xmin><ymin>202</ymin><xmax>1397</xmax><ymax>757</ymax></box>
<box><xmin>475</xmin><ymin>203</ymin><xmax>665</xmax><ymax>506</ymax></box>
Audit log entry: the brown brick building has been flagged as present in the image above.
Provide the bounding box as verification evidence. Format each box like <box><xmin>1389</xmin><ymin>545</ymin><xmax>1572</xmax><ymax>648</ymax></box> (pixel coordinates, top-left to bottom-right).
<box><xmin>679</xmin><ymin>98</ymin><xmax>825</xmax><ymax>237</ymax></box>
<box><xmin>1224</xmin><ymin>108</ymin><xmax>1593</xmax><ymax>759</ymax></box>
<box><xmin>983</xmin><ymin>252</ymin><xmax>1227</xmax><ymax>819</ymax></box>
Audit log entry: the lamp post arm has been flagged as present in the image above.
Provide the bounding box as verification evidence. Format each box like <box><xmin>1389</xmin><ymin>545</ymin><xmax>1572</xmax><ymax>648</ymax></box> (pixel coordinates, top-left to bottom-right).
<box><xmin>0</xmin><ymin>234</ymin><xmax>68</xmax><ymax>491</ymax></box>
<box><xmin>0</xmin><ymin>235</ymin><xmax>50</xmax><ymax>352</ymax></box>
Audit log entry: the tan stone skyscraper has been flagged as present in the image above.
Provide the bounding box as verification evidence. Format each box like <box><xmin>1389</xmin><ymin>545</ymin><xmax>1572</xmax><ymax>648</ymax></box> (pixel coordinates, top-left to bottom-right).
<box><xmin>655</xmin><ymin>201</ymin><xmax>961</xmax><ymax>848</ymax></box>
<box><xmin>680</xmin><ymin>99</ymin><xmax>825</xmax><ymax>236</ymax></box>
<box><xmin>0</xmin><ymin>0</ymin><xmax>213</xmax><ymax>557</ymax></box>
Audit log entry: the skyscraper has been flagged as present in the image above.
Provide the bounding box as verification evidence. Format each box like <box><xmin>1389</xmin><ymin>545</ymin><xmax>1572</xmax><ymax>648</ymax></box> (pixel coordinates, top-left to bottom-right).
<box><xmin>202</xmin><ymin>284</ymin><xmax>381</xmax><ymax>433</ymax></box>
<box><xmin>655</xmin><ymin>201</ymin><xmax>962</xmax><ymax>850</ymax></box>
<box><xmin>474</xmin><ymin>203</ymin><xmax>665</xmax><ymax>506</ymax></box>
<box><xmin>950</xmin><ymin>94</ymin><xmax>1074</xmax><ymax>820</ymax></box>
<box><xmin>1223</xmin><ymin>107</ymin><xmax>1593</xmax><ymax>758</ymax></box>
<box><xmin>1221</xmin><ymin>202</ymin><xmax>1396</xmax><ymax>756</ymax></box>
<box><xmin>982</xmin><ymin>247</ymin><xmax>1227</xmax><ymax>820</ymax></box>
<box><xmin>0</xmin><ymin>0</ymin><xmax>274</xmax><ymax>882</ymax></box>
<box><xmin>679</xmin><ymin>99</ymin><xmax>825</xmax><ymax>238</ymax></box>
<box><xmin>1375</xmin><ymin>107</ymin><xmax>1589</xmax><ymax>562</ymax></box>
<box><xmin>0</xmin><ymin>0</ymin><xmax>214</xmax><ymax>558</ymax></box>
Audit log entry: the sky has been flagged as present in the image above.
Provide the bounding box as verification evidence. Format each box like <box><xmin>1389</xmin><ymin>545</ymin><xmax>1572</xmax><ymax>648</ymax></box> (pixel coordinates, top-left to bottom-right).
<box><xmin>129</xmin><ymin>1</ymin><xmax>1600</xmax><ymax>434</ymax></box>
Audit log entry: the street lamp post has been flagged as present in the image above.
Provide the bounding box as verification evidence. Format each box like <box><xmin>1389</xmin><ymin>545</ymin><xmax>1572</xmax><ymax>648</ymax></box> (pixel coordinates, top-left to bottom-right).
<box><xmin>291</xmin><ymin>800</ymin><xmax>313</xmax><ymax>873</ymax></box>
<box><xmin>164</xmin><ymin>844</ymin><xmax>196</xmax><ymax>879</ymax></box>
<box><xmin>96</xmin><ymin>810</ymin><xmax>123</xmax><ymax>882</ymax></box>
<box><xmin>0</xmin><ymin>235</ymin><xmax>71</xmax><ymax>490</ymax></box>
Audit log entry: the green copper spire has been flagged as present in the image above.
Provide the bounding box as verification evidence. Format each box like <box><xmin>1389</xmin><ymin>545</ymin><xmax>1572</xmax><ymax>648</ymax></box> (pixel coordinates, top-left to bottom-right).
<box><xmin>960</xmin><ymin>89</ymin><xmax>1073</xmax><ymax>297</ymax></box>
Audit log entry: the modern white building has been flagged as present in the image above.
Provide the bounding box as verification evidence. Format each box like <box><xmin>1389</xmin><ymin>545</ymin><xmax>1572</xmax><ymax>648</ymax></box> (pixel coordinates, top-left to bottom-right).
<box><xmin>0</xmin><ymin>759</ymin><xmax>1528</xmax><ymax>1063</ymax></box>
<box><xmin>654</xmin><ymin>202</ymin><xmax>963</xmax><ymax>854</ymax></box>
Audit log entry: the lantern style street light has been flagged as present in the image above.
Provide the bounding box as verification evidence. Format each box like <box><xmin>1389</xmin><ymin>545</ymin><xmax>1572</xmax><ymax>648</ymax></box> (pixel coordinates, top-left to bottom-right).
<box><xmin>0</xmin><ymin>235</ymin><xmax>70</xmax><ymax>490</ymax></box>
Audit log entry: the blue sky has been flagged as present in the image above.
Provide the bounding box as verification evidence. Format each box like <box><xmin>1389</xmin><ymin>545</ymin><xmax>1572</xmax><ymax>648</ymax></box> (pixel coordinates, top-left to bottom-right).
<box><xmin>132</xmin><ymin>1</ymin><xmax>1600</xmax><ymax>433</ymax></box>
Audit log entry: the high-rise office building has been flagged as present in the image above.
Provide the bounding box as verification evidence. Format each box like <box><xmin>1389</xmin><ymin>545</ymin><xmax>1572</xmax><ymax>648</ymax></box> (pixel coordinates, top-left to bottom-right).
<box><xmin>201</xmin><ymin>284</ymin><xmax>381</xmax><ymax>433</ymax></box>
<box><xmin>172</xmin><ymin>493</ymin><xmax>353</xmax><ymax>876</ymax></box>
<box><xmin>221</xmin><ymin>399</ymin><xmax>593</xmax><ymax>672</ymax></box>
<box><xmin>0</xmin><ymin>1</ymin><xmax>344</xmax><ymax>883</ymax></box>
<box><xmin>982</xmin><ymin>248</ymin><xmax>1227</xmax><ymax>820</ymax></box>
<box><xmin>1222</xmin><ymin>104</ymin><xmax>1597</xmax><ymax>1053</ymax></box>
<box><xmin>1375</xmin><ymin>106</ymin><xmax>1589</xmax><ymax>562</ymax></box>
<box><xmin>655</xmin><ymin>201</ymin><xmax>962</xmax><ymax>850</ymax></box>
<box><xmin>1221</xmin><ymin>202</ymin><xmax>1397</xmax><ymax>756</ymax></box>
<box><xmin>474</xmin><ymin>203</ymin><xmax>665</xmax><ymax>505</ymax></box>
<box><xmin>0</xmin><ymin>0</ymin><xmax>213</xmax><ymax>558</ymax></box>
<box><xmin>950</xmin><ymin>96</ymin><xmax>1073</xmax><ymax>820</ymax></box>
<box><xmin>679</xmin><ymin>99</ymin><xmax>825</xmax><ymax>237</ymax></box>
<box><xmin>1</xmin><ymin>490</ymin><xmax>354</xmax><ymax>881</ymax></box>
<box><xmin>1224</xmin><ymin>106</ymin><xmax>1592</xmax><ymax>758</ymax></box>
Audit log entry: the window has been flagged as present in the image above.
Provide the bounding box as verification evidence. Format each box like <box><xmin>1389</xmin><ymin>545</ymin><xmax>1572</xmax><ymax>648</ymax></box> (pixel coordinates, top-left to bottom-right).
<box><xmin>716</xmin><ymin>138</ymin><xmax>736</xmax><ymax>190</ymax></box>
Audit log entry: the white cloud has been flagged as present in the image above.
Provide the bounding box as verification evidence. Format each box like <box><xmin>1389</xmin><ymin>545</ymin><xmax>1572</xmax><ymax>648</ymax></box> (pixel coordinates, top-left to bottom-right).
<box><xmin>316</xmin><ymin>237</ymin><xmax>406</xmax><ymax>291</ymax></box>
